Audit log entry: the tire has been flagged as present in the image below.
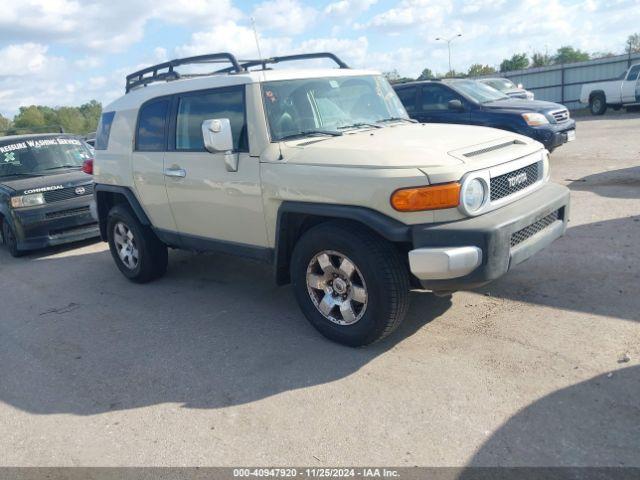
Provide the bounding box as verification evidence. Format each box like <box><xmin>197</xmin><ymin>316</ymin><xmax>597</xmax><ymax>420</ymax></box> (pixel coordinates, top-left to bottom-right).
<box><xmin>290</xmin><ymin>221</ymin><xmax>410</xmax><ymax>347</ymax></box>
<box><xmin>2</xmin><ymin>220</ymin><xmax>24</xmax><ymax>257</ymax></box>
<box><xmin>107</xmin><ymin>204</ymin><xmax>168</xmax><ymax>283</ymax></box>
<box><xmin>589</xmin><ymin>94</ymin><xmax>607</xmax><ymax>116</ymax></box>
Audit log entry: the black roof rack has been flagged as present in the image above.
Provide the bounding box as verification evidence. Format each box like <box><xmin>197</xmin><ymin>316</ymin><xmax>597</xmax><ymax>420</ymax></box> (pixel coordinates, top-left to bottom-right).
<box><xmin>215</xmin><ymin>52</ymin><xmax>350</xmax><ymax>74</ymax></box>
<box><xmin>125</xmin><ymin>52</ymin><xmax>244</xmax><ymax>93</ymax></box>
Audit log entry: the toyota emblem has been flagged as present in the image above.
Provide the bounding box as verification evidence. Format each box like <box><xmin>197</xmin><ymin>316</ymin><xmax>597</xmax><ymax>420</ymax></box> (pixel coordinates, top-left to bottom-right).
<box><xmin>75</xmin><ymin>186</ymin><xmax>86</xmax><ymax>195</ymax></box>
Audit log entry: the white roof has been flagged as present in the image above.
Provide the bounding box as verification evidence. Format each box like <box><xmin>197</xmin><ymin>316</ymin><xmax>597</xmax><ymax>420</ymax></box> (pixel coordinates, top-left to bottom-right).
<box><xmin>106</xmin><ymin>68</ymin><xmax>380</xmax><ymax>112</ymax></box>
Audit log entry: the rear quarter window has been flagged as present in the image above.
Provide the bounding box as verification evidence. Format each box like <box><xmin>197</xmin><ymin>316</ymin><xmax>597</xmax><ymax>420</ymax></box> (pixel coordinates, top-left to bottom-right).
<box><xmin>95</xmin><ymin>111</ymin><xmax>116</xmax><ymax>150</ymax></box>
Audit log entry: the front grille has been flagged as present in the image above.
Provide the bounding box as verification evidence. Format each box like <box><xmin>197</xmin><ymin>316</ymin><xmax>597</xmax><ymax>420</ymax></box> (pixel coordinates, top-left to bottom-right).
<box><xmin>490</xmin><ymin>162</ymin><xmax>540</xmax><ymax>201</ymax></box>
<box><xmin>550</xmin><ymin>109</ymin><xmax>569</xmax><ymax>123</ymax></box>
<box><xmin>43</xmin><ymin>183</ymin><xmax>94</xmax><ymax>203</ymax></box>
<box><xmin>511</xmin><ymin>210</ymin><xmax>560</xmax><ymax>247</ymax></box>
<box><xmin>45</xmin><ymin>206</ymin><xmax>91</xmax><ymax>220</ymax></box>
<box><xmin>463</xmin><ymin>140</ymin><xmax>524</xmax><ymax>158</ymax></box>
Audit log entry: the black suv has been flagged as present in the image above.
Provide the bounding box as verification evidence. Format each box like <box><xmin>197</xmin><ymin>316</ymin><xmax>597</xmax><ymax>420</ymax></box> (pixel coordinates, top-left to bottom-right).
<box><xmin>394</xmin><ymin>79</ymin><xmax>576</xmax><ymax>152</ymax></box>
<box><xmin>0</xmin><ymin>134</ymin><xmax>99</xmax><ymax>257</ymax></box>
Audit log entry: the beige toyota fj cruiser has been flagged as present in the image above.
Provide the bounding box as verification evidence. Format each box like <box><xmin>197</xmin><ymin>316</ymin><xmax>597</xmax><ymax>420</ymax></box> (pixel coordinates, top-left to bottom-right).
<box><xmin>93</xmin><ymin>52</ymin><xmax>569</xmax><ymax>346</ymax></box>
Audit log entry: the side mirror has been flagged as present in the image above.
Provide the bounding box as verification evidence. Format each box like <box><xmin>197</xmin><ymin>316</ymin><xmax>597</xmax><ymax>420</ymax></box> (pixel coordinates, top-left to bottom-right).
<box><xmin>517</xmin><ymin>83</ymin><xmax>524</xmax><ymax>89</ymax></box>
<box><xmin>448</xmin><ymin>99</ymin><xmax>464</xmax><ymax>111</ymax></box>
<box><xmin>202</xmin><ymin>119</ymin><xmax>233</xmax><ymax>153</ymax></box>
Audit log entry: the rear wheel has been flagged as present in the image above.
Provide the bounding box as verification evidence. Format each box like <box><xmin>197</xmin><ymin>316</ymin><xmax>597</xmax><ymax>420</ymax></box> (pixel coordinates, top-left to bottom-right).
<box><xmin>290</xmin><ymin>221</ymin><xmax>410</xmax><ymax>347</ymax></box>
<box><xmin>589</xmin><ymin>94</ymin><xmax>607</xmax><ymax>115</ymax></box>
<box><xmin>2</xmin><ymin>220</ymin><xmax>23</xmax><ymax>257</ymax></box>
<box><xmin>107</xmin><ymin>205</ymin><xmax>168</xmax><ymax>283</ymax></box>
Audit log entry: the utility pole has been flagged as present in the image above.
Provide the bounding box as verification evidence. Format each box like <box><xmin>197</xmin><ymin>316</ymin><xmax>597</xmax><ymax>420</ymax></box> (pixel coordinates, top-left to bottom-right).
<box><xmin>435</xmin><ymin>33</ymin><xmax>462</xmax><ymax>75</ymax></box>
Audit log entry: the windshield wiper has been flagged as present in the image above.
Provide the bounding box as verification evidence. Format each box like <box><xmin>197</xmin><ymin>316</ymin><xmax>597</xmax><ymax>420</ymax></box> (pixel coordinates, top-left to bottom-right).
<box><xmin>338</xmin><ymin>122</ymin><xmax>383</xmax><ymax>130</ymax></box>
<box><xmin>377</xmin><ymin>117</ymin><xmax>417</xmax><ymax>124</ymax></box>
<box><xmin>279</xmin><ymin>130</ymin><xmax>343</xmax><ymax>141</ymax></box>
<box><xmin>38</xmin><ymin>165</ymin><xmax>82</xmax><ymax>171</ymax></box>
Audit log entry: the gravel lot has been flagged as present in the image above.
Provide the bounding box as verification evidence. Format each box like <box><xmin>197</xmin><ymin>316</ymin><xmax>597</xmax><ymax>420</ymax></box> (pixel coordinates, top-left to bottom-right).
<box><xmin>1</xmin><ymin>114</ymin><xmax>639</xmax><ymax>467</ymax></box>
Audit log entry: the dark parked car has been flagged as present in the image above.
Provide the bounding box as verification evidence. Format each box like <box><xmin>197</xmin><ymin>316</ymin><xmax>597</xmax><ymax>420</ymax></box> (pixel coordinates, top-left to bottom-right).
<box><xmin>394</xmin><ymin>79</ymin><xmax>576</xmax><ymax>152</ymax></box>
<box><xmin>478</xmin><ymin>77</ymin><xmax>535</xmax><ymax>100</ymax></box>
<box><xmin>0</xmin><ymin>134</ymin><xmax>99</xmax><ymax>257</ymax></box>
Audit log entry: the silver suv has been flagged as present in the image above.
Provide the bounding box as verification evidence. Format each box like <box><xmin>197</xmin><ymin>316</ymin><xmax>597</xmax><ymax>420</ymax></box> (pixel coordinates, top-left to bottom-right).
<box><xmin>93</xmin><ymin>52</ymin><xmax>570</xmax><ymax>346</ymax></box>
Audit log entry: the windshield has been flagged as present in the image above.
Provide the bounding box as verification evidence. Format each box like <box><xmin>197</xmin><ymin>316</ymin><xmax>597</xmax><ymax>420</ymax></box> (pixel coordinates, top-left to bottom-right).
<box><xmin>483</xmin><ymin>79</ymin><xmax>517</xmax><ymax>91</ymax></box>
<box><xmin>262</xmin><ymin>75</ymin><xmax>409</xmax><ymax>141</ymax></box>
<box><xmin>0</xmin><ymin>137</ymin><xmax>92</xmax><ymax>178</ymax></box>
<box><xmin>450</xmin><ymin>80</ymin><xmax>510</xmax><ymax>103</ymax></box>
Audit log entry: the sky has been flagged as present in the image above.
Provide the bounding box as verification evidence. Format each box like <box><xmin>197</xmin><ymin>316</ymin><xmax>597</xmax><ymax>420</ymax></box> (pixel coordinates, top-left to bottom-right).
<box><xmin>0</xmin><ymin>0</ymin><xmax>639</xmax><ymax>117</ymax></box>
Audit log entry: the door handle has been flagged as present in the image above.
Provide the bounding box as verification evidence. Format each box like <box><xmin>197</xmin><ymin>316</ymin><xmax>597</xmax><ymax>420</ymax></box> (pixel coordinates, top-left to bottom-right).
<box><xmin>164</xmin><ymin>167</ymin><xmax>186</xmax><ymax>178</ymax></box>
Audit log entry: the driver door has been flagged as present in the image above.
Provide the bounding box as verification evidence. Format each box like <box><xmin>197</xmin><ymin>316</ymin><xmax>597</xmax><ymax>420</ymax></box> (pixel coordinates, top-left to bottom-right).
<box><xmin>163</xmin><ymin>85</ymin><xmax>268</xmax><ymax>249</ymax></box>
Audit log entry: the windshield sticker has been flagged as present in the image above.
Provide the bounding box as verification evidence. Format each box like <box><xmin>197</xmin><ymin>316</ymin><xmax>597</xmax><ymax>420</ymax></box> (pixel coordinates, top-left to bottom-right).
<box><xmin>0</xmin><ymin>142</ymin><xmax>28</xmax><ymax>154</ymax></box>
<box><xmin>3</xmin><ymin>152</ymin><xmax>20</xmax><ymax>165</ymax></box>
<box><xmin>54</xmin><ymin>137</ymin><xmax>82</xmax><ymax>146</ymax></box>
<box><xmin>0</xmin><ymin>138</ymin><xmax>82</xmax><ymax>154</ymax></box>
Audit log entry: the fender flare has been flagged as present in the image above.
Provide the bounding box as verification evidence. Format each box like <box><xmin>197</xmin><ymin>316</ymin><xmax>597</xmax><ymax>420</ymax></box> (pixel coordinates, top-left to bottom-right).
<box><xmin>274</xmin><ymin>201</ymin><xmax>411</xmax><ymax>284</ymax></box>
<box><xmin>94</xmin><ymin>184</ymin><xmax>151</xmax><ymax>239</ymax></box>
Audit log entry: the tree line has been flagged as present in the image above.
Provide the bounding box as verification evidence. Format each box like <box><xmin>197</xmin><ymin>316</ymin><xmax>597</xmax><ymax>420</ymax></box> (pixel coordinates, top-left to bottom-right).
<box><xmin>0</xmin><ymin>100</ymin><xmax>102</xmax><ymax>136</ymax></box>
<box><xmin>385</xmin><ymin>32</ymin><xmax>640</xmax><ymax>83</ymax></box>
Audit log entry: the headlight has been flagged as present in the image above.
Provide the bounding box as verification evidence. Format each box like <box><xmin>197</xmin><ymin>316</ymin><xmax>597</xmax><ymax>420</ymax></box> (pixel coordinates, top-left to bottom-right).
<box><xmin>461</xmin><ymin>178</ymin><xmax>487</xmax><ymax>213</ymax></box>
<box><xmin>11</xmin><ymin>193</ymin><xmax>45</xmax><ymax>208</ymax></box>
<box><xmin>522</xmin><ymin>112</ymin><xmax>549</xmax><ymax>126</ymax></box>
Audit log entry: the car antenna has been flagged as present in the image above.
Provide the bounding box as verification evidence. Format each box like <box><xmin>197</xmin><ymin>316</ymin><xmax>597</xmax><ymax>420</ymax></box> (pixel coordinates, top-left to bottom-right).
<box><xmin>251</xmin><ymin>17</ymin><xmax>283</xmax><ymax>159</ymax></box>
<box><xmin>251</xmin><ymin>17</ymin><xmax>266</xmax><ymax>73</ymax></box>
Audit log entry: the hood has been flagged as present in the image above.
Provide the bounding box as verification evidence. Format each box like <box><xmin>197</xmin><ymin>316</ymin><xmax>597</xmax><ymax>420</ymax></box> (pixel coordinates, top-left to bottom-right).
<box><xmin>280</xmin><ymin>123</ymin><xmax>540</xmax><ymax>169</ymax></box>
<box><xmin>482</xmin><ymin>98</ymin><xmax>564</xmax><ymax>113</ymax></box>
<box><xmin>0</xmin><ymin>170</ymin><xmax>91</xmax><ymax>195</ymax></box>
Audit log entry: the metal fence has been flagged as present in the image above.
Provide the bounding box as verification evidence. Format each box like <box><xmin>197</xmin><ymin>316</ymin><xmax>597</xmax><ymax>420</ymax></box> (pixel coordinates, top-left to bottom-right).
<box><xmin>499</xmin><ymin>52</ymin><xmax>640</xmax><ymax>110</ymax></box>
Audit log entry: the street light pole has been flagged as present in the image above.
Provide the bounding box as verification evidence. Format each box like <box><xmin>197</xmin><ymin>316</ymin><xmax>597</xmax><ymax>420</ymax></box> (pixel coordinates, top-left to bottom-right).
<box><xmin>435</xmin><ymin>33</ymin><xmax>462</xmax><ymax>74</ymax></box>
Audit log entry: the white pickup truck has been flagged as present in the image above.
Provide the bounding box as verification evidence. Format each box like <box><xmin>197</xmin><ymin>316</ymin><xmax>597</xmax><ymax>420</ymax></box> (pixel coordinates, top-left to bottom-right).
<box><xmin>580</xmin><ymin>63</ymin><xmax>640</xmax><ymax>115</ymax></box>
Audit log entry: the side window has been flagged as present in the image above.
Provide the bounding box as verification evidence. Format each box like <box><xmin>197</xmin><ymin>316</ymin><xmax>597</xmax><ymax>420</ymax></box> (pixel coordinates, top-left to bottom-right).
<box><xmin>136</xmin><ymin>98</ymin><xmax>169</xmax><ymax>152</ymax></box>
<box><xmin>395</xmin><ymin>87</ymin><xmax>418</xmax><ymax>113</ymax></box>
<box><xmin>95</xmin><ymin>112</ymin><xmax>115</xmax><ymax>150</ymax></box>
<box><xmin>421</xmin><ymin>85</ymin><xmax>459</xmax><ymax>111</ymax></box>
<box><xmin>627</xmin><ymin>65</ymin><xmax>640</xmax><ymax>82</ymax></box>
<box><xmin>175</xmin><ymin>87</ymin><xmax>247</xmax><ymax>151</ymax></box>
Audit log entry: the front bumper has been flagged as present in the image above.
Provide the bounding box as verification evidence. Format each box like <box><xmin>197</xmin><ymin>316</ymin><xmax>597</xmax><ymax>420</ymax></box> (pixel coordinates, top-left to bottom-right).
<box><xmin>409</xmin><ymin>182</ymin><xmax>570</xmax><ymax>291</ymax></box>
<box><xmin>11</xmin><ymin>195</ymin><xmax>99</xmax><ymax>251</ymax></box>
<box><xmin>529</xmin><ymin>119</ymin><xmax>576</xmax><ymax>150</ymax></box>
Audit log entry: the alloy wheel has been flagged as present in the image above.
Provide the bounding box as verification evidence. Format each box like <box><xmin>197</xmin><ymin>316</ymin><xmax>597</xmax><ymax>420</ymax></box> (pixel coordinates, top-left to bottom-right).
<box><xmin>306</xmin><ymin>250</ymin><xmax>368</xmax><ymax>325</ymax></box>
<box><xmin>113</xmin><ymin>222</ymin><xmax>139</xmax><ymax>270</ymax></box>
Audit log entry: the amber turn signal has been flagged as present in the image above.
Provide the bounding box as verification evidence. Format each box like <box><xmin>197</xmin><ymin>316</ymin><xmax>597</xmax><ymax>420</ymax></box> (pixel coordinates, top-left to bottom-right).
<box><xmin>391</xmin><ymin>183</ymin><xmax>461</xmax><ymax>212</ymax></box>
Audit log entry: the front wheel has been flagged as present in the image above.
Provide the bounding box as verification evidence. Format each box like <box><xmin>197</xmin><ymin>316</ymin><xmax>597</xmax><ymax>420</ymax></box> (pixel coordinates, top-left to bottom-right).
<box><xmin>290</xmin><ymin>221</ymin><xmax>410</xmax><ymax>347</ymax></box>
<box><xmin>589</xmin><ymin>94</ymin><xmax>607</xmax><ymax>115</ymax></box>
<box><xmin>107</xmin><ymin>205</ymin><xmax>168</xmax><ymax>283</ymax></box>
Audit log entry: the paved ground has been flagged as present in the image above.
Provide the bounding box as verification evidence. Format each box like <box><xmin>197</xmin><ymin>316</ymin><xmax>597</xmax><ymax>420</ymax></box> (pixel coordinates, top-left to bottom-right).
<box><xmin>1</xmin><ymin>114</ymin><xmax>639</xmax><ymax>467</ymax></box>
